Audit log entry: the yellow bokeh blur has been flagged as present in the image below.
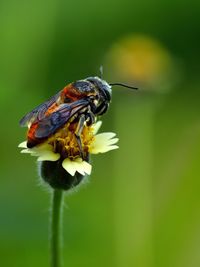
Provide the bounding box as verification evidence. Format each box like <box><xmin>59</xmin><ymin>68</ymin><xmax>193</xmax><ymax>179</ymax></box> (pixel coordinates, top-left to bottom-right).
<box><xmin>0</xmin><ymin>0</ymin><xmax>200</xmax><ymax>267</ymax></box>
<box><xmin>106</xmin><ymin>34</ymin><xmax>176</xmax><ymax>91</ymax></box>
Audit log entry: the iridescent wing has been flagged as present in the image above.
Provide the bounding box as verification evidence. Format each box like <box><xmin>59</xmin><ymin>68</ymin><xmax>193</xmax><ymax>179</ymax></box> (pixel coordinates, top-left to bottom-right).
<box><xmin>19</xmin><ymin>92</ymin><xmax>60</xmax><ymax>127</ymax></box>
<box><xmin>35</xmin><ymin>99</ymin><xmax>89</xmax><ymax>138</ymax></box>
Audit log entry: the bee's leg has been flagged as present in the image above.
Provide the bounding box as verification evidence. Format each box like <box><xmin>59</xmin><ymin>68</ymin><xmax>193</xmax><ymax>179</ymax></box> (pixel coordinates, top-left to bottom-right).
<box><xmin>85</xmin><ymin>111</ymin><xmax>96</xmax><ymax>126</ymax></box>
<box><xmin>84</xmin><ymin>106</ymin><xmax>95</xmax><ymax>126</ymax></box>
<box><xmin>75</xmin><ymin>114</ymin><xmax>86</xmax><ymax>160</ymax></box>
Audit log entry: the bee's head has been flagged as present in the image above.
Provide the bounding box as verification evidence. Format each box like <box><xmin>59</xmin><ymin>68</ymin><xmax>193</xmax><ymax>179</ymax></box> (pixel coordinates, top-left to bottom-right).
<box><xmin>84</xmin><ymin>76</ymin><xmax>111</xmax><ymax>116</ymax></box>
<box><xmin>86</xmin><ymin>76</ymin><xmax>112</xmax><ymax>102</ymax></box>
<box><xmin>72</xmin><ymin>75</ymin><xmax>137</xmax><ymax>116</ymax></box>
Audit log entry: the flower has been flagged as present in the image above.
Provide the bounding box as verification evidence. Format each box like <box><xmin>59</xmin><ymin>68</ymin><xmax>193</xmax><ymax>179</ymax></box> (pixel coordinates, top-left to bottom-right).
<box><xmin>106</xmin><ymin>34</ymin><xmax>175</xmax><ymax>92</ymax></box>
<box><xmin>18</xmin><ymin>121</ymin><xmax>119</xmax><ymax>177</ymax></box>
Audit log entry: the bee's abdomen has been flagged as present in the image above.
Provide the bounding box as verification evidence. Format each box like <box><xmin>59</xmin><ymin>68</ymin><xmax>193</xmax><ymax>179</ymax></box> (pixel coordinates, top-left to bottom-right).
<box><xmin>27</xmin><ymin>122</ymin><xmax>45</xmax><ymax>148</ymax></box>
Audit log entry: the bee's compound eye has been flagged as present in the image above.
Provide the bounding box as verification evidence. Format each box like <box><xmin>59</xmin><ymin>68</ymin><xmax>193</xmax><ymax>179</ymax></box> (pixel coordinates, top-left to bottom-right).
<box><xmin>95</xmin><ymin>103</ymin><xmax>109</xmax><ymax>116</ymax></box>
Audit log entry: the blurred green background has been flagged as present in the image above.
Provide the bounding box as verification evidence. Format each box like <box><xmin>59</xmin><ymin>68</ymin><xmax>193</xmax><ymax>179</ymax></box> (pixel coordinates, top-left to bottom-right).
<box><xmin>1</xmin><ymin>0</ymin><xmax>200</xmax><ymax>266</ymax></box>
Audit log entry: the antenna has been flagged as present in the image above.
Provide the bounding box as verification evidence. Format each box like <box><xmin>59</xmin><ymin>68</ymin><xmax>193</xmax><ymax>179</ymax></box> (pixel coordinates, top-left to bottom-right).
<box><xmin>109</xmin><ymin>83</ymin><xmax>138</xmax><ymax>90</ymax></box>
<box><xmin>99</xmin><ymin>66</ymin><xmax>103</xmax><ymax>79</ymax></box>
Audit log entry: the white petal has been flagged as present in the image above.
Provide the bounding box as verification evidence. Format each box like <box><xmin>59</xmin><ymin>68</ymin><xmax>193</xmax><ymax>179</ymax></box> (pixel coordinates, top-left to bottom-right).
<box><xmin>81</xmin><ymin>161</ymin><xmax>92</xmax><ymax>175</ymax></box>
<box><xmin>92</xmin><ymin>121</ymin><xmax>102</xmax><ymax>134</ymax></box>
<box><xmin>73</xmin><ymin>159</ymin><xmax>92</xmax><ymax>175</ymax></box>
<box><xmin>62</xmin><ymin>158</ymin><xmax>78</xmax><ymax>176</ymax></box>
<box><xmin>100</xmin><ymin>145</ymin><xmax>119</xmax><ymax>153</ymax></box>
<box><xmin>74</xmin><ymin>163</ymin><xmax>86</xmax><ymax>175</ymax></box>
<box><xmin>105</xmin><ymin>137</ymin><xmax>119</xmax><ymax>145</ymax></box>
<box><xmin>62</xmin><ymin>158</ymin><xmax>92</xmax><ymax>176</ymax></box>
<box><xmin>70</xmin><ymin>158</ymin><xmax>85</xmax><ymax>175</ymax></box>
<box><xmin>89</xmin><ymin>132</ymin><xmax>119</xmax><ymax>154</ymax></box>
<box><xmin>95</xmin><ymin>132</ymin><xmax>117</xmax><ymax>142</ymax></box>
<box><xmin>20</xmin><ymin>148</ymin><xmax>32</xmax><ymax>154</ymax></box>
<box><xmin>91</xmin><ymin>144</ymin><xmax>119</xmax><ymax>154</ymax></box>
<box><xmin>19</xmin><ymin>141</ymin><xmax>60</xmax><ymax>161</ymax></box>
<box><xmin>33</xmin><ymin>143</ymin><xmax>54</xmax><ymax>152</ymax></box>
<box><xmin>18</xmin><ymin>141</ymin><xmax>28</xmax><ymax>148</ymax></box>
<box><xmin>30</xmin><ymin>143</ymin><xmax>55</xmax><ymax>157</ymax></box>
<box><xmin>37</xmin><ymin>151</ymin><xmax>60</xmax><ymax>161</ymax></box>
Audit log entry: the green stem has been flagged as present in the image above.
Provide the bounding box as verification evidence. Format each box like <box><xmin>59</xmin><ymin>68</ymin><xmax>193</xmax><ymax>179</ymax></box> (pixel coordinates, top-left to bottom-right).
<box><xmin>50</xmin><ymin>189</ymin><xmax>64</xmax><ymax>267</ymax></box>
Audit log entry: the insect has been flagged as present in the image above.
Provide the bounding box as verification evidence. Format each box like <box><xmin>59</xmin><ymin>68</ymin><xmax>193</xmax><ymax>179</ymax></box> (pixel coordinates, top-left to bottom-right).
<box><xmin>20</xmin><ymin>76</ymin><xmax>137</xmax><ymax>153</ymax></box>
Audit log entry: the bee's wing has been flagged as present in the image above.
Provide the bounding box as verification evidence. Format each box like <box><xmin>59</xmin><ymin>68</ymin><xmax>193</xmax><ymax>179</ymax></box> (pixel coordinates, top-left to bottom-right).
<box><xmin>35</xmin><ymin>99</ymin><xmax>89</xmax><ymax>138</ymax></box>
<box><xmin>19</xmin><ymin>92</ymin><xmax>60</xmax><ymax>127</ymax></box>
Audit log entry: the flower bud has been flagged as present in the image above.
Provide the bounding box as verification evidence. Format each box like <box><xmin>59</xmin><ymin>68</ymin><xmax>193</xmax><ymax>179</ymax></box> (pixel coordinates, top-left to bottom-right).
<box><xmin>39</xmin><ymin>157</ymin><xmax>89</xmax><ymax>190</ymax></box>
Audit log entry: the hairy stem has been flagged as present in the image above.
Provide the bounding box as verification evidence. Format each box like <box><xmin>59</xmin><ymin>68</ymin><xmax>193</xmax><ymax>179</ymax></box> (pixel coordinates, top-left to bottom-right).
<box><xmin>50</xmin><ymin>189</ymin><xmax>64</xmax><ymax>267</ymax></box>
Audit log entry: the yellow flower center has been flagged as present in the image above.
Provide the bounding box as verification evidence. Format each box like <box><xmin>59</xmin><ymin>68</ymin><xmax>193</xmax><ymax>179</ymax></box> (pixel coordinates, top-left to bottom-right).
<box><xmin>47</xmin><ymin>122</ymin><xmax>95</xmax><ymax>160</ymax></box>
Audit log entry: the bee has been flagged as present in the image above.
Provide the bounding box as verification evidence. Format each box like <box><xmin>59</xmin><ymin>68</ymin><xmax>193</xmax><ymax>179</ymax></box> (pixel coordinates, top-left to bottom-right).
<box><xmin>20</xmin><ymin>76</ymin><xmax>137</xmax><ymax>153</ymax></box>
